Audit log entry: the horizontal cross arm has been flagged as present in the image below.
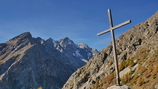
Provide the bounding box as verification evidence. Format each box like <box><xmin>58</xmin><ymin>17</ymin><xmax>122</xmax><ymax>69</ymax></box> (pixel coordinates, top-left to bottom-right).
<box><xmin>97</xmin><ymin>20</ymin><xmax>131</xmax><ymax>36</ymax></box>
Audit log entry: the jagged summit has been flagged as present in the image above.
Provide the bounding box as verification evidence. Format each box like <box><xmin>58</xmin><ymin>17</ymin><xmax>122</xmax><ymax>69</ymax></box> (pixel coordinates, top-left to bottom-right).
<box><xmin>59</xmin><ymin>37</ymin><xmax>74</xmax><ymax>45</ymax></box>
<box><xmin>60</xmin><ymin>37</ymin><xmax>70</xmax><ymax>41</ymax></box>
<box><xmin>63</xmin><ymin>37</ymin><xmax>70</xmax><ymax>40</ymax></box>
<box><xmin>46</xmin><ymin>37</ymin><xmax>55</xmax><ymax>44</ymax></box>
<box><xmin>78</xmin><ymin>43</ymin><xmax>89</xmax><ymax>49</ymax></box>
<box><xmin>47</xmin><ymin>37</ymin><xmax>53</xmax><ymax>41</ymax></box>
<box><xmin>9</xmin><ymin>32</ymin><xmax>32</xmax><ymax>41</ymax></box>
<box><xmin>6</xmin><ymin>32</ymin><xmax>33</xmax><ymax>45</ymax></box>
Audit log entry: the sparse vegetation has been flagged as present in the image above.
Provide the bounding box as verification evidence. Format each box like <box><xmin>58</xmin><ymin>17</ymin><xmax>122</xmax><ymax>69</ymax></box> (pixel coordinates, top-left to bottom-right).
<box><xmin>118</xmin><ymin>58</ymin><xmax>135</xmax><ymax>71</ymax></box>
<box><xmin>38</xmin><ymin>87</ymin><xmax>43</xmax><ymax>89</ymax></box>
<box><xmin>136</xmin><ymin>77</ymin><xmax>144</xmax><ymax>86</ymax></box>
<box><xmin>92</xmin><ymin>48</ymin><xmax>158</xmax><ymax>89</ymax></box>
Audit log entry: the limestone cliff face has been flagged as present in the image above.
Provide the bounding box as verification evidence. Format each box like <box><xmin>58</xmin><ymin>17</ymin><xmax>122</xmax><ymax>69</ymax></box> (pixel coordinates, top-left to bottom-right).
<box><xmin>62</xmin><ymin>12</ymin><xmax>158</xmax><ymax>89</ymax></box>
<box><xmin>0</xmin><ymin>32</ymin><xmax>98</xmax><ymax>89</ymax></box>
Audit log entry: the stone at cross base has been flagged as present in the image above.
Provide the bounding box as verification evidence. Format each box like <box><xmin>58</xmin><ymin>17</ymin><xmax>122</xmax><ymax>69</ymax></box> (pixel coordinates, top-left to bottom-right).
<box><xmin>107</xmin><ymin>85</ymin><xmax>130</xmax><ymax>89</ymax></box>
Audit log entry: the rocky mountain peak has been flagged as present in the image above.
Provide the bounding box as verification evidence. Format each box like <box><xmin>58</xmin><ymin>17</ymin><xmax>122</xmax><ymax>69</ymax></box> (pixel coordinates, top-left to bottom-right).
<box><xmin>58</xmin><ymin>37</ymin><xmax>75</xmax><ymax>48</ymax></box>
<box><xmin>47</xmin><ymin>37</ymin><xmax>53</xmax><ymax>41</ymax></box>
<box><xmin>6</xmin><ymin>32</ymin><xmax>33</xmax><ymax>45</ymax></box>
<box><xmin>46</xmin><ymin>37</ymin><xmax>54</xmax><ymax>44</ymax></box>
<box><xmin>9</xmin><ymin>32</ymin><xmax>32</xmax><ymax>41</ymax></box>
<box><xmin>60</xmin><ymin>37</ymin><xmax>73</xmax><ymax>44</ymax></box>
<box><xmin>78</xmin><ymin>43</ymin><xmax>89</xmax><ymax>49</ymax></box>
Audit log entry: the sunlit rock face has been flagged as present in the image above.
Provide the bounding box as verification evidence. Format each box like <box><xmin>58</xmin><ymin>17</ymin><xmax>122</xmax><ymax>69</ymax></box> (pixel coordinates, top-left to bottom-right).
<box><xmin>62</xmin><ymin>12</ymin><xmax>158</xmax><ymax>89</ymax></box>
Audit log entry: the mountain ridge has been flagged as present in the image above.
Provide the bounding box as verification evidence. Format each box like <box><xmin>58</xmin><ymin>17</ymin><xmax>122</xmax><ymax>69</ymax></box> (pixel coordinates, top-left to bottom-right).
<box><xmin>0</xmin><ymin>32</ymin><xmax>98</xmax><ymax>89</ymax></box>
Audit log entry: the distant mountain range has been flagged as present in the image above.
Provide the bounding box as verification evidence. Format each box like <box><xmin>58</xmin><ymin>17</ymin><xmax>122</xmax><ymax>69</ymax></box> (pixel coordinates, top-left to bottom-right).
<box><xmin>62</xmin><ymin>12</ymin><xmax>158</xmax><ymax>89</ymax></box>
<box><xmin>0</xmin><ymin>32</ymin><xmax>98</xmax><ymax>89</ymax></box>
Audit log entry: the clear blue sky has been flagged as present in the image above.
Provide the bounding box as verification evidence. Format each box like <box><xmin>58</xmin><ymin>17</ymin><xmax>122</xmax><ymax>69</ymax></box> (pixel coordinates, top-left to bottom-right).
<box><xmin>0</xmin><ymin>0</ymin><xmax>157</xmax><ymax>50</ymax></box>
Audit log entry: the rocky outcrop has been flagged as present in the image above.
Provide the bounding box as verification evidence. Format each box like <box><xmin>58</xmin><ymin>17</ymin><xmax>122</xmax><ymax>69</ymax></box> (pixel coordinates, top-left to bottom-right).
<box><xmin>62</xmin><ymin>12</ymin><xmax>158</xmax><ymax>89</ymax></box>
<box><xmin>107</xmin><ymin>85</ymin><xmax>130</xmax><ymax>89</ymax></box>
<box><xmin>0</xmin><ymin>32</ymin><xmax>98</xmax><ymax>89</ymax></box>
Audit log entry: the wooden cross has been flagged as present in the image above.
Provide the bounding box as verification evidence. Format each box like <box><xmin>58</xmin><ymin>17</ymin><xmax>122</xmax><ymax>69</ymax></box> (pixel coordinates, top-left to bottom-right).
<box><xmin>97</xmin><ymin>9</ymin><xmax>131</xmax><ymax>85</ymax></box>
